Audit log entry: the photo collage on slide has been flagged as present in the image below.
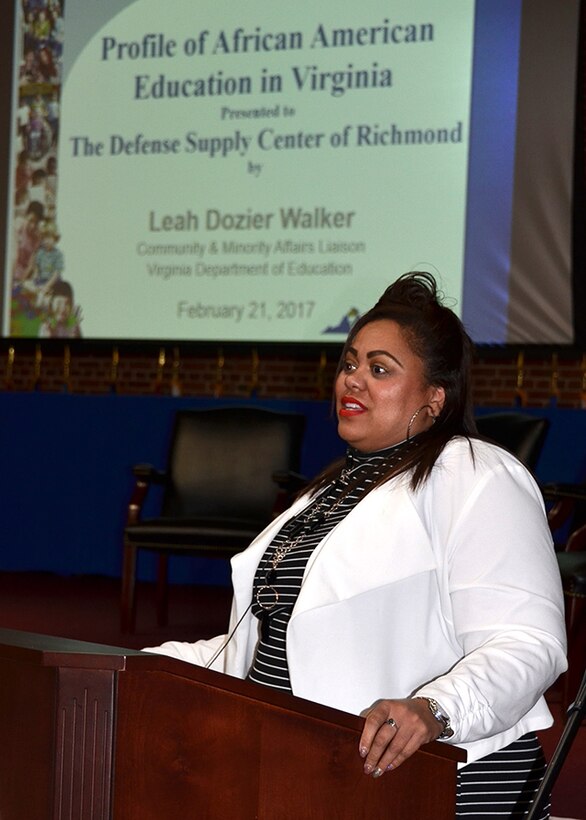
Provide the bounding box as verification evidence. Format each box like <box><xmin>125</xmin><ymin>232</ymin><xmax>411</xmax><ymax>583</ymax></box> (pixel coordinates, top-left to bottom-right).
<box><xmin>10</xmin><ymin>0</ymin><xmax>83</xmax><ymax>339</ymax></box>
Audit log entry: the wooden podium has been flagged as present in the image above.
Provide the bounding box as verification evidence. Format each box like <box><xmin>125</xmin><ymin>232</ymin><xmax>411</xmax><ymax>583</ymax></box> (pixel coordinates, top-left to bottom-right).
<box><xmin>0</xmin><ymin>629</ymin><xmax>465</xmax><ymax>819</ymax></box>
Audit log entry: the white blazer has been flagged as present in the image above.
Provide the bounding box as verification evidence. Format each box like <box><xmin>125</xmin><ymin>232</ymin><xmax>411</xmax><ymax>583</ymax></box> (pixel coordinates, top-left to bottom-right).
<box><xmin>146</xmin><ymin>437</ymin><xmax>567</xmax><ymax>764</ymax></box>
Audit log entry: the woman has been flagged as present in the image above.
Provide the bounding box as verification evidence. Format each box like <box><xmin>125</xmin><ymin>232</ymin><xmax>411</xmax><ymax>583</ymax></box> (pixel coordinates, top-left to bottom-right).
<box><xmin>12</xmin><ymin>200</ymin><xmax>44</xmax><ymax>284</ymax></box>
<box><xmin>145</xmin><ymin>272</ymin><xmax>566</xmax><ymax>818</ymax></box>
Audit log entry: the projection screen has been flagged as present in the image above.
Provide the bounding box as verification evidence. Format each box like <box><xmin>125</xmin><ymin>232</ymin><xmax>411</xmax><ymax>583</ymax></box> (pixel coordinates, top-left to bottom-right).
<box><xmin>1</xmin><ymin>0</ymin><xmax>580</xmax><ymax>344</ymax></box>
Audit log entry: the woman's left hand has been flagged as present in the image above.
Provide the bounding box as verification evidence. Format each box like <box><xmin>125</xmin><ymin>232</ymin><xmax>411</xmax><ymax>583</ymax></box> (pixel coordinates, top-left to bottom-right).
<box><xmin>359</xmin><ymin>697</ymin><xmax>444</xmax><ymax>777</ymax></box>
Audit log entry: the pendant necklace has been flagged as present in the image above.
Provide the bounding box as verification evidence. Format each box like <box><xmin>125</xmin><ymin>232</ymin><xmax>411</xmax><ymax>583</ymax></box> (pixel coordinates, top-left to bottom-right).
<box><xmin>255</xmin><ymin>461</ymin><xmax>368</xmax><ymax>611</ymax></box>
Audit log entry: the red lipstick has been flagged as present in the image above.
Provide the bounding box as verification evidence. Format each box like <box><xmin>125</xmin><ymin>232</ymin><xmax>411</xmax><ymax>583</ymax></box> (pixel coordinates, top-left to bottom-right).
<box><xmin>339</xmin><ymin>395</ymin><xmax>367</xmax><ymax>416</ymax></box>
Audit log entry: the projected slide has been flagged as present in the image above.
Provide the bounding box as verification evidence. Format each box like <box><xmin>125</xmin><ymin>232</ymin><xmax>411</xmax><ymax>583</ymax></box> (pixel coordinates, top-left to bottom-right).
<box><xmin>5</xmin><ymin>0</ymin><xmax>474</xmax><ymax>341</ymax></box>
<box><xmin>3</xmin><ymin>0</ymin><xmax>578</xmax><ymax>343</ymax></box>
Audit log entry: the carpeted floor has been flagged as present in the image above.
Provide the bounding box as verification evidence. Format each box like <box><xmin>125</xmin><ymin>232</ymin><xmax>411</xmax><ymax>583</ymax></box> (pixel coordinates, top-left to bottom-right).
<box><xmin>0</xmin><ymin>571</ymin><xmax>583</xmax><ymax>819</ymax></box>
<box><xmin>0</xmin><ymin>570</ymin><xmax>233</xmax><ymax>650</ymax></box>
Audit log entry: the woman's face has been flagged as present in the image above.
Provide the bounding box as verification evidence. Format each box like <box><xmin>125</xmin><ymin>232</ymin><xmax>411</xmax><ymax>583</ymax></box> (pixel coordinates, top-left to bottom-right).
<box><xmin>26</xmin><ymin>212</ymin><xmax>40</xmax><ymax>231</ymax></box>
<box><xmin>52</xmin><ymin>295</ymin><xmax>71</xmax><ymax>323</ymax></box>
<box><xmin>335</xmin><ymin>319</ymin><xmax>445</xmax><ymax>452</ymax></box>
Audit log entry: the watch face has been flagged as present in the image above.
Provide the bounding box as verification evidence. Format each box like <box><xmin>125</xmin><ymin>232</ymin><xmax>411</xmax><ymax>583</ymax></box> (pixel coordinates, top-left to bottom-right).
<box><xmin>425</xmin><ymin>698</ymin><xmax>451</xmax><ymax>733</ymax></box>
<box><xmin>416</xmin><ymin>696</ymin><xmax>452</xmax><ymax>736</ymax></box>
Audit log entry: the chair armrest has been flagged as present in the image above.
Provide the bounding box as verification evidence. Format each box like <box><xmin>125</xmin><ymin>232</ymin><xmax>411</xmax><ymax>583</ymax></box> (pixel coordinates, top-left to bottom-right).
<box><xmin>127</xmin><ymin>464</ymin><xmax>167</xmax><ymax>525</ymax></box>
<box><xmin>271</xmin><ymin>470</ymin><xmax>308</xmax><ymax>516</ymax></box>
<box><xmin>541</xmin><ymin>483</ymin><xmax>586</xmax><ymax>552</ymax></box>
<box><xmin>272</xmin><ymin>470</ymin><xmax>308</xmax><ymax>493</ymax></box>
<box><xmin>131</xmin><ymin>463</ymin><xmax>167</xmax><ymax>483</ymax></box>
<box><xmin>567</xmin><ymin>524</ymin><xmax>586</xmax><ymax>552</ymax></box>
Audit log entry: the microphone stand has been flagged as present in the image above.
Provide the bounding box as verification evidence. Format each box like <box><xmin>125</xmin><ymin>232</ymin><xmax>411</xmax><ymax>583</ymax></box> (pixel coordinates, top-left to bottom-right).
<box><xmin>526</xmin><ymin>667</ymin><xmax>586</xmax><ymax>820</ymax></box>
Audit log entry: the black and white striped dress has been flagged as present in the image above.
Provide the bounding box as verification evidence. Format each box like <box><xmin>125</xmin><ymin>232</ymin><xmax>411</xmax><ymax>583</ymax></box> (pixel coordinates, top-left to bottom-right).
<box><xmin>249</xmin><ymin>441</ymin><xmax>412</xmax><ymax>690</ymax></box>
<box><xmin>248</xmin><ymin>441</ymin><xmax>550</xmax><ymax>819</ymax></box>
<box><xmin>456</xmin><ymin>733</ymin><xmax>549</xmax><ymax>818</ymax></box>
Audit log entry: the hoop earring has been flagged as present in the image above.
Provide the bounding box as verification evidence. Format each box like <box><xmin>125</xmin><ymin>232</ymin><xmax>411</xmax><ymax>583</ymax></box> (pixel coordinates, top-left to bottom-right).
<box><xmin>406</xmin><ymin>404</ymin><xmax>434</xmax><ymax>441</ymax></box>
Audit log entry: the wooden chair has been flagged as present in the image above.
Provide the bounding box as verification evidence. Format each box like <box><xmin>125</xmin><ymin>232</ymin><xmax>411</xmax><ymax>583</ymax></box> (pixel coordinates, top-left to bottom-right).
<box><xmin>542</xmin><ymin>482</ymin><xmax>586</xmax><ymax>714</ymax></box>
<box><xmin>474</xmin><ymin>411</ymin><xmax>549</xmax><ymax>472</ymax></box>
<box><xmin>121</xmin><ymin>406</ymin><xmax>306</xmax><ymax>632</ymax></box>
<box><xmin>473</xmin><ymin>413</ymin><xmax>586</xmax><ymax>710</ymax></box>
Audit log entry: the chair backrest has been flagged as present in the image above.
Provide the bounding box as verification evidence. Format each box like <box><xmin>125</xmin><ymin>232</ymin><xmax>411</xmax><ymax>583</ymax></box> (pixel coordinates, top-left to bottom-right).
<box><xmin>161</xmin><ymin>407</ymin><xmax>306</xmax><ymax>524</ymax></box>
<box><xmin>474</xmin><ymin>411</ymin><xmax>549</xmax><ymax>471</ymax></box>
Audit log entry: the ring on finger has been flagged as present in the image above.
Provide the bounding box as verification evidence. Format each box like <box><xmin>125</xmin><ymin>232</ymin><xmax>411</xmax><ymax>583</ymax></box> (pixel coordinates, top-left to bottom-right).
<box><xmin>385</xmin><ymin>717</ymin><xmax>398</xmax><ymax>729</ymax></box>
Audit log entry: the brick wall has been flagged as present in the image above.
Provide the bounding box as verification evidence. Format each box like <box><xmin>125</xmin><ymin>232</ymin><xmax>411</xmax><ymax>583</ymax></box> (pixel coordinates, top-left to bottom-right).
<box><xmin>1</xmin><ymin>342</ymin><xmax>585</xmax><ymax>408</ymax></box>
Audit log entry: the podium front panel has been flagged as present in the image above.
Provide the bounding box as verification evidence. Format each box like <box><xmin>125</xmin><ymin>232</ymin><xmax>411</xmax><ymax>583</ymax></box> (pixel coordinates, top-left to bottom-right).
<box><xmin>0</xmin><ymin>631</ymin><xmax>464</xmax><ymax>820</ymax></box>
<box><xmin>114</xmin><ymin>666</ymin><xmax>460</xmax><ymax>820</ymax></box>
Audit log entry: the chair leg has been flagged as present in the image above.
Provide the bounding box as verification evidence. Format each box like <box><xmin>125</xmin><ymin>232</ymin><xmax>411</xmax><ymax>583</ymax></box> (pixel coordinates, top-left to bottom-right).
<box><xmin>121</xmin><ymin>540</ymin><xmax>138</xmax><ymax>633</ymax></box>
<box><xmin>562</xmin><ymin>593</ymin><xmax>585</xmax><ymax>715</ymax></box>
<box><xmin>156</xmin><ymin>554</ymin><xmax>169</xmax><ymax>627</ymax></box>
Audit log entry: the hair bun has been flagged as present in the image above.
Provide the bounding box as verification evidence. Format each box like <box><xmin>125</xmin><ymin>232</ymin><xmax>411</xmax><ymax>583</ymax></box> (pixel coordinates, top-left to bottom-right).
<box><xmin>375</xmin><ymin>271</ymin><xmax>440</xmax><ymax>311</ymax></box>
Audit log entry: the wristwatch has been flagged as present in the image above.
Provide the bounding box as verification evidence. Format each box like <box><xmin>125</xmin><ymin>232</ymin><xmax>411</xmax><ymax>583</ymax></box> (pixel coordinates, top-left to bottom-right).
<box><xmin>417</xmin><ymin>697</ymin><xmax>454</xmax><ymax>739</ymax></box>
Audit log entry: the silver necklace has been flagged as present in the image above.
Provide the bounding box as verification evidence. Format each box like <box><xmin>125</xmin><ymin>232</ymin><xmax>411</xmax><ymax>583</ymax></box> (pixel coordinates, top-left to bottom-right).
<box><xmin>255</xmin><ymin>461</ymin><xmax>367</xmax><ymax>611</ymax></box>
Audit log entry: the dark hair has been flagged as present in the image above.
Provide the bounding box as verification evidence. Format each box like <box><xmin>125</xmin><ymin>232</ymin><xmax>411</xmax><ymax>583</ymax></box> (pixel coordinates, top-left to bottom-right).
<box><xmin>50</xmin><ymin>280</ymin><xmax>74</xmax><ymax>302</ymax></box>
<box><xmin>26</xmin><ymin>200</ymin><xmax>44</xmax><ymax>221</ymax></box>
<box><xmin>31</xmin><ymin>169</ymin><xmax>47</xmax><ymax>184</ymax></box>
<box><xmin>308</xmin><ymin>271</ymin><xmax>477</xmax><ymax>494</ymax></box>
